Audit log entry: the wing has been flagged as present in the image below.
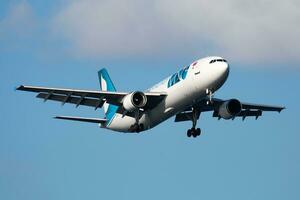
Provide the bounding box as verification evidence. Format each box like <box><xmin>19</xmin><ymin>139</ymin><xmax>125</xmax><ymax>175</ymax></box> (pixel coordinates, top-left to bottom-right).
<box><xmin>239</xmin><ymin>102</ymin><xmax>285</xmax><ymax>112</ymax></box>
<box><xmin>16</xmin><ymin>85</ymin><xmax>167</xmax><ymax>110</ymax></box>
<box><xmin>175</xmin><ymin>97</ymin><xmax>285</xmax><ymax>122</ymax></box>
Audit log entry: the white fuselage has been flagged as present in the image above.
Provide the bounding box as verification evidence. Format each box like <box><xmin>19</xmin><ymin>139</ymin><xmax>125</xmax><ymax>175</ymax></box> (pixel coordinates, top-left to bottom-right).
<box><xmin>106</xmin><ymin>56</ymin><xmax>229</xmax><ymax>132</ymax></box>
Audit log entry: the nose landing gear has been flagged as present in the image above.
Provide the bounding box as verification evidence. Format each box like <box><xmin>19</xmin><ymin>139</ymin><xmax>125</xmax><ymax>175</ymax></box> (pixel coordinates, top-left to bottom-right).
<box><xmin>206</xmin><ymin>88</ymin><xmax>214</xmax><ymax>105</ymax></box>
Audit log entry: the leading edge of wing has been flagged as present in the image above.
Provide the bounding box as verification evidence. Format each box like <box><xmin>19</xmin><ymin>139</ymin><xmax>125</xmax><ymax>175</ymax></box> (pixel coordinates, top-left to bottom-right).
<box><xmin>210</xmin><ymin>98</ymin><xmax>285</xmax><ymax>112</ymax></box>
<box><xmin>16</xmin><ymin>85</ymin><xmax>128</xmax><ymax>97</ymax></box>
<box><xmin>16</xmin><ymin>85</ymin><xmax>167</xmax><ymax>97</ymax></box>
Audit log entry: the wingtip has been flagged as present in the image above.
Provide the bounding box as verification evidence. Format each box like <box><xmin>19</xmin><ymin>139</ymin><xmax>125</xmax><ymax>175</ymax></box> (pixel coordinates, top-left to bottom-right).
<box><xmin>279</xmin><ymin>107</ymin><xmax>286</xmax><ymax>113</ymax></box>
<box><xmin>15</xmin><ymin>85</ymin><xmax>24</xmax><ymax>91</ymax></box>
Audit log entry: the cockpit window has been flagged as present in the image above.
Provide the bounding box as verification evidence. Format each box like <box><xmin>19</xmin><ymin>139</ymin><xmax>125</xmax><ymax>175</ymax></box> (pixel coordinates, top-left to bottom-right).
<box><xmin>209</xmin><ymin>59</ymin><xmax>227</xmax><ymax>64</ymax></box>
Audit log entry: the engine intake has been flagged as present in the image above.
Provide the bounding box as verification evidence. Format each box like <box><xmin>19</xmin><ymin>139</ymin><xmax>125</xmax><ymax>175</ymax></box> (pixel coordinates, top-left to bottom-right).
<box><xmin>218</xmin><ymin>99</ymin><xmax>242</xmax><ymax>119</ymax></box>
<box><xmin>123</xmin><ymin>91</ymin><xmax>147</xmax><ymax>112</ymax></box>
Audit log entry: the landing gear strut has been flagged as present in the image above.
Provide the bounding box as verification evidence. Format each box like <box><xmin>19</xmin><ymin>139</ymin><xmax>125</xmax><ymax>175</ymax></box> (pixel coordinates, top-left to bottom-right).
<box><xmin>130</xmin><ymin>109</ymin><xmax>144</xmax><ymax>133</ymax></box>
<box><xmin>206</xmin><ymin>88</ymin><xmax>214</xmax><ymax>105</ymax></box>
<box><xmin>186</xmin><ymin>107</ymin><xmax>201</xmax><ymax>138</ymax></box>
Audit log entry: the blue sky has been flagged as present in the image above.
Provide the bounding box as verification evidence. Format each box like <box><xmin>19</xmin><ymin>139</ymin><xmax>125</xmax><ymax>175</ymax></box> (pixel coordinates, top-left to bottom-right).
<box><xmin>1</xmin><ymin>1</ymin><xmax>300</xmax><ymax>200</ymax></box>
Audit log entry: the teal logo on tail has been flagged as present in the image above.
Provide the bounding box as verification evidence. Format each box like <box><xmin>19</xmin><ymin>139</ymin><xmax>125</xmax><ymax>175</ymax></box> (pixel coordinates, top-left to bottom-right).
<box><xmin>98</xmin><ymin>68</ymin><xmax>118</xmax><ymax>125</ymax></box>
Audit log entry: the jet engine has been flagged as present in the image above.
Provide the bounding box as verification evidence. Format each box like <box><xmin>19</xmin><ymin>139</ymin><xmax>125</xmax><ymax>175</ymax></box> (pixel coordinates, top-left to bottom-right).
<box><xmin>218</xmin><ymin>99</ymin><xmax>242</xmax><ymax>119</ymax></box>
<box><xmin>123</xmin><ymin>91</ymin><xmax>147</xmax><ymax>112</ymax></box>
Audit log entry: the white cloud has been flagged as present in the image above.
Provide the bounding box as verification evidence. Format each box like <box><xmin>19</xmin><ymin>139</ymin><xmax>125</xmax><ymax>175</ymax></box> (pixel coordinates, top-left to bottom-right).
<box><xmin>156</xmin><ymin>0</ymin><xmax>300</xmax><ymax>63</ymax></box>
<box><xmin>0</xmin><ymin>1</ymin><xmax>36</xmax><ymax>37</ymax></box>
<box><xmin>52</xmin><ymin>0</ymin><xmax>171</xmax><ymax>58</ymax></box>
<box><xmin>7</xmin><ymin>0</ymin><xmax>300</xmax><ymax>65</ymax></box>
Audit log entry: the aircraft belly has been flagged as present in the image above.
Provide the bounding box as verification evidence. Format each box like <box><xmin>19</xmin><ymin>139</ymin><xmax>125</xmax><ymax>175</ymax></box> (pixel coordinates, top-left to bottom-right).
<box><xmin>107</xmin><ymin>114</ymin><xmax>134</xmax><ymax>132</ymax></box>
<box><xmin>107</xmin><ymin>113</ymin><xmax>151</xmax><ymax>133</ymax></box>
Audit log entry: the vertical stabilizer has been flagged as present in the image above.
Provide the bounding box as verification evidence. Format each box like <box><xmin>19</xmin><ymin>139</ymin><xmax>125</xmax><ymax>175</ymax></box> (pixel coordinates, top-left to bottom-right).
<box><xmin>98</xmin><ymin>69</ymin><xmax>118</xmax><ymax>122</ymax></box>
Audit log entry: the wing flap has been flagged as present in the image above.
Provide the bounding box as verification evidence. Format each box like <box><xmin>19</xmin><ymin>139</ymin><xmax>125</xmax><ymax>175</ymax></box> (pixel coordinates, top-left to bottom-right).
<box><xmin>175</xmin><ymin>111</ymin><xmax>200</xmax><ymax>122</ymax></box>
<box><xmin>237</xmin><ymin>110</ymin><xmax>262</xmax><ymax>120</ymax></box>
<box><xmin>175</xmin><ymin>112</ymin><xmax>193</xmax><ymax>122</ymax></box>
<box><xmin>213</xmin><ymin>109</ymin><xmax>263</xmax><ymax>120</ymax></box>
<box><xmin>36</xmin><ymin>93</ymin><xmax>104</xmax><ymax>108</ymax></box>
<box><xmin>241</xmin><ymin>102</ymin><xmax>285</xmax><ymax>112</ymax></box>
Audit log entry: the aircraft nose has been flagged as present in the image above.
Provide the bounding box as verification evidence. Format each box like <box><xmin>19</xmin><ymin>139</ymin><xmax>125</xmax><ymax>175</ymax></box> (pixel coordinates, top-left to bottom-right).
<box><xmin>215</xmin><ymin>62</ymin><xmax>229</xmax><ymax>83</ymax></box>
<box><xmin>218</xmin><ymin>62</ymin><xmax>229</xmax><ymax>77</ymax></box>
<box><xmin>224</xmin><ymin>63</ymin><xmax>229</xmax><ymax>77</ymax></box>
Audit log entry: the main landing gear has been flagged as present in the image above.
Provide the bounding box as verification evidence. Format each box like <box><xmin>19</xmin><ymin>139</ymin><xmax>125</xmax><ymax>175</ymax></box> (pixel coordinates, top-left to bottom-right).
<box><xmin>129</xmin><ymin>109</ymin><xmax>144</xmax><ymax>133</ymax></box>
<box><xmin>187</xmin><ymin>107</ymin><xmax>201</xmax><ymax>138</ymax></box>
<box><xmin>187</xmin><ymin>128</ymin><xmax>201</xmax><ymax>138</ymax></box>
<box><xmin>186</xmin><ymin>88</ymin><xmax>214</xmax><ymax>137</ymax></box>
<box><xmin>130</xmin><ymin>123</ymin><xmax>144</xmax><ymax>133</ymax></box>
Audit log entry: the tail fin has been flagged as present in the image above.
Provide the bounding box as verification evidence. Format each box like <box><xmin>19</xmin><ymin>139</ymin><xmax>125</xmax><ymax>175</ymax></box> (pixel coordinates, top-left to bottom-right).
<box><xmin>98</xmin><ymin>68</ymin><xmax>117</xmax><ymax>117</ymax></box>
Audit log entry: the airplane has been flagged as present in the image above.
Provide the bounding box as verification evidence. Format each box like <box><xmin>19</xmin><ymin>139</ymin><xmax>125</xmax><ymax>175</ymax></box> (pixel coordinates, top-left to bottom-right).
<box><xmin>17</xmin><ymin>56</ymin><xmax>285</xmax><ymax>138</ymax></box>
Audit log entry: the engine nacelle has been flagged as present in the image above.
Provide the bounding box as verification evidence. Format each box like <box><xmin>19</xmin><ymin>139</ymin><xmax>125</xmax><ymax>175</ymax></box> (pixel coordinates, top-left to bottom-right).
<box><xmin>218</xmin><ymin>99</ymin><xmax>242</xmax><ymax>119</ymax></box>
<box><xmin>122</xmin><ymin>91</ymin><xmax>147</xmax><ymax>112</ymax></box>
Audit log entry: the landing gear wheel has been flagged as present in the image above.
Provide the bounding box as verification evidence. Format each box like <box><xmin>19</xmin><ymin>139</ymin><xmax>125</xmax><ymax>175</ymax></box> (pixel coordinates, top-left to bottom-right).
<box><xmin>131</xmin><ymin>123</ymin><xmax>140</xmax><ymax>133</ymax></box>
<box><xmin>185</xmin><ymin>107</ymin><xmax>203</xmax><ymax>138</ymax></box>
<box><xmin>191</xmin><ymin>128</ymin><xmax>197</xmax><ymax>137</ymax></box>
<box><xmin>186</xmin><ymin>128</ymin><xmax>201</xmax><ymax>138</ymax></box>
<box><xmin>130</xmin><ymin>123</ymin><xmax>144</xmax><ymax>133</ymax></box>
<box><xmin>196</xmin><ymin>128</ymin><xmax>201</xmax><ymax>136</ymax></box>
<box><xmin>187</xmin><ymin>129</ymin><xmax>192</xmax><ymax>137</ymax></box>
<box><xmin>139</xmin><ymin>124</ymin><xmax>144</xmax><ymax>132</ymax></box>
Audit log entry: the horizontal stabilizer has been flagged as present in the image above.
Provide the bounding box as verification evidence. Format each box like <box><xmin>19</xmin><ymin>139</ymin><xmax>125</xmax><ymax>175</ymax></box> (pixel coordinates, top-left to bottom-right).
<box><xmin>54</xmin><ymin>116</ymin><xmax>107</xmax><ymax>124</ymax></box>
